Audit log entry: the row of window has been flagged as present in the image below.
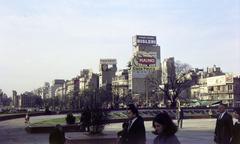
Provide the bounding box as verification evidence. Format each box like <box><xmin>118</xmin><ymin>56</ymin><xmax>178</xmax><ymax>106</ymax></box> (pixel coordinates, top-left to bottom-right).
<box><xmin>209</xmin><ymin>85</ymin><xmax>233</xmax><ymax>92</ymax></box>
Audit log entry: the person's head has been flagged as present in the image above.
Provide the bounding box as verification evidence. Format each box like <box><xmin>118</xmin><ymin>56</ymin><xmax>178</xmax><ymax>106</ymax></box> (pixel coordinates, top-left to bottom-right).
<box><xmin>218</xmin><ymin>103</ymin><xmax>227</xmax><ymax>113</ymax></box>
<box><xmin>153</xmin><ymin>112</ymin><xmax>178</xmax><ymax>137</ymax></box>
<box><xmin>127</xmin><ymin>104</ymin><xmax>139</xmax><ymax>119</ymax></box>
<box><xmin>233</xmin><ymin>107</ymin><xmax>240</xmax><ymax>120</ymax></box>
<box><xmin>55</xmin><ymin>124</ymin><xmax>63</xmax><ymax>131</ymax></box>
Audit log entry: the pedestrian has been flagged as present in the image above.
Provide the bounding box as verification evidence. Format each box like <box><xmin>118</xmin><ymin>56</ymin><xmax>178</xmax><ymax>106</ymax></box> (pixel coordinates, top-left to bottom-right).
<box><xmin>152</xmin><ymin>112</ymin><xmax>181</xmax><ymax>144</ymax></box>
<box><xmin>209</xmin><ymin>109</ymin><xmax>213</xmax><ymax>118</ymax></box>
<box><xmin>49</xmin><ymin>124</ymin><xmax>65</xmax><ymax>144</ymax></box>
<box><xmin>117</xmin><ymin>122</ymin><xmax>129</xmax><ymax>144</ymax></box>
<box><xmin>230</xmin><ymin>107</ymin><xmax>240</xmax><ymax>144</ymax></box>
<box><xmin>177</xmin><ymin>108</ymin><xmax>184</xmax><ymax>129</ymax></box>
<box><xmin>25</xmin><ymin>112</ymin><xmax>30</xmax><ymax>124</ymax></box>
<box><xmin>80</xmin><ymin>107</ymin><xmax>91</xmax><ymax>132</ymax></box>
<box><xmin>125</xmin><ymin>104</ymin><xmax>146</xmax><ymax>144</ymax></box>
<box><xmin>214</xmin><ymin>103</ymin><xmax>233</xmax><ymax>144</ymax></box>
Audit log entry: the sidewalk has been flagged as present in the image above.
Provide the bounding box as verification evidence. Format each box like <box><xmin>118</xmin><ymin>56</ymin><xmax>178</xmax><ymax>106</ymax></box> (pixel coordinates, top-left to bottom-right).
<box><xmin>66</xmin><ymin>119</ymin><xmax>216</xmax><ymax>144</ymax></box>
<box><xmin>0</xmin><ymin>117</ymin><xmax>217</xmax><ymax>144</ymax></box>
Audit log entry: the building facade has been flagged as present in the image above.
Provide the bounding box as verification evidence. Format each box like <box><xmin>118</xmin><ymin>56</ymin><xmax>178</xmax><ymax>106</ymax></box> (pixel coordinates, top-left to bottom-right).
<box><xmin>50</xmin><ymin>79</ymin><xmax>65</xmax><ymax>98</ymax></box>
<box><xmin>79</xmin><ymin>69</ymin><xmax>99</xmax><ymax>91</ymax></box>
<box><xmin>129</xmin><ymin>35</ymin><xmax>161</xmax><ymax>105</ymax></box>
<box><xmin>112</xmin><ymin>69</ymin><xmax>129</xmax><ymax>106</ymax></box>
<box><xmin>162</xmin><ymin>57</ymin><xmax>176</xmax><ymax>86</ymax></box>
<box><xmin>190</xmin><ymin>73</ymin><xmax>240</xmax><ymax>107</ymax></box>
<box><xmin>19</xmin><ymin>92</ymin><xmax>42</xmax><ymax>108</ymax></box>
<box><xmin>99</xmin><ymin>59</ymin><xmax>117</xmax><ymax>88</ymax></box>
<box><xmin>12</xmin><ymin>90</ymin><xmax>20</xmax><ymax>108</ymax></box>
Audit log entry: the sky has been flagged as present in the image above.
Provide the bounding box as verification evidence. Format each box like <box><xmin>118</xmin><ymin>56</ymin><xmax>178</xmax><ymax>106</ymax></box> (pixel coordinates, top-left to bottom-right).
<box><xmin>0</xmin><ymin>0</ymin><xmax>239</xmax><ymax>96</ymax></box>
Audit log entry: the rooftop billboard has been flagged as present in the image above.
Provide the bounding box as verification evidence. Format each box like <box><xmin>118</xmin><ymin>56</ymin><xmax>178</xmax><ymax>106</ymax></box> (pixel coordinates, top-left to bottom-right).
<box><xmin>132</xmin><ymin>35</ymin><xmax>157</xmax><ymax>46</ymax></box>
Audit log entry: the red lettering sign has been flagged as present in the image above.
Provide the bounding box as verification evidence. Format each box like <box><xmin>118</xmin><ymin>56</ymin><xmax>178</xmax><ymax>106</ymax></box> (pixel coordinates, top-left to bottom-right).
<box><xmin>138</xmin><ymin>57</ymin><xmax>156</xmax><ymax>65</ymax></box>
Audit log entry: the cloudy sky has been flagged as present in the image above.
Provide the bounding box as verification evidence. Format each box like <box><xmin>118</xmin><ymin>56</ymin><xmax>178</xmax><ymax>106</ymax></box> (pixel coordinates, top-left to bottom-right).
<box><xmin>0</xmin><ymin>0</ymin><xmax>239</xmax><ymax>96</ymax></box>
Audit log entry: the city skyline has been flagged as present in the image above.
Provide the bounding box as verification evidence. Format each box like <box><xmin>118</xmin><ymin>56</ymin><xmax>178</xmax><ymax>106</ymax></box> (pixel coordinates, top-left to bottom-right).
<box><xmin>0</xmin><ymin>0</ymin><xmax>239</xmax><ymax>96</ymax></box>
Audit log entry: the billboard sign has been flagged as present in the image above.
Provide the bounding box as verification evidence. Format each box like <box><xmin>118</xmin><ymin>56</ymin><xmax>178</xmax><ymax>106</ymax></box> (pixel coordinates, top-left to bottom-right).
<box><xmin>207</xmin><ymin>74</ymin><xmax>233</xmax><ymax>86</ymax></box>
<box><xmin>225</xmin><ymin>74</ymin><xmax>233</xmax><ymax>83</ymax></box>
<box><xmin>138</xmin><ymin>57</ymin><xmax>156</xmax><ymax>65</ymax></box>
<box><xmin>132</xmin><ymin>51</ymin><xmax>157</xmax><ymax>67</ymax></box>
<box><xmin>132</xmin><ymin>51</ymin><xmax>160</xmax><ymax>78</ymax></box>
<box><xmin>133</xmin><ymin>35</ymin><xmax>157</xmax><ymax>46</ymax></box>
<box><xmin>100</xmin><ymin>59</ymin><xmax>117</xmax><ymax>65</ymax></box>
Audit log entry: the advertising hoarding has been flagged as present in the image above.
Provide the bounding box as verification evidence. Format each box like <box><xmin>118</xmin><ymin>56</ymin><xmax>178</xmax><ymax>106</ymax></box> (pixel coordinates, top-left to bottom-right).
<box><xmin>132</xmin><ymin>35</ymin><xmax>157</xmax><ymax>46</ymax></box>
<box><xmin>207</xmin><ymin>74</ymin><xmax>233</xmax><ymax>86</ymax></box>
<box><xmin>131</xmin><ymin>51</ymin><xmax>160</xmax><ymax>78</ymax></box>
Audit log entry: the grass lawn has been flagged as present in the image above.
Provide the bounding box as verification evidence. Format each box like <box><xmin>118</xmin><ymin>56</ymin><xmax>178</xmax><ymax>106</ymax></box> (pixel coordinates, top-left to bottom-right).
<box><xmin>31</xmin><ymin>116</ymin><xmax>80</xmax><ymax>126</ymax></box>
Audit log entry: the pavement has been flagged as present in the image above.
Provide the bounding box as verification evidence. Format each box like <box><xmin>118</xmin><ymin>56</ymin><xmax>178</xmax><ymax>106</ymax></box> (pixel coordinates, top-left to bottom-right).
<box><xmin>0</xmin><ymin>115</ymin><xmax>223</xmax><ymax>144</ymax></box>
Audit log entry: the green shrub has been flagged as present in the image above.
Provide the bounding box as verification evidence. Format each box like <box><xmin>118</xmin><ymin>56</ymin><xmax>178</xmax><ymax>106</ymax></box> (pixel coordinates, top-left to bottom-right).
<box><xmin>65</xmin><ymin>113</ymin><xmax>76</xmax><ymax>124</ymax></box>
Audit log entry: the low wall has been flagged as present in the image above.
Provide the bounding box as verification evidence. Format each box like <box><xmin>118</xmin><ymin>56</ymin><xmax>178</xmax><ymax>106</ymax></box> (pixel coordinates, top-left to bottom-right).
<box><xmin>65</xmin><ymin>132</ymin><xmax>118</xmax><ymax>144</ymax></box>
<box><xmin>0</xmin><ymin>112</ymin><xmax>47</xmax><ymax>121</ymax></box>
<box><xmin>25</xmin><ymin>124</ymin><xmax>84</xmax><ymax>134</ymax></box>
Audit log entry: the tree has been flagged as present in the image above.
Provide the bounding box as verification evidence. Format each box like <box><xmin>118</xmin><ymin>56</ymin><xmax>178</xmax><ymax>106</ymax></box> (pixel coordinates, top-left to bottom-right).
<box><xmin>147</xmin><ymin>60</ymin><xmax>195</xmax><ymax>108</ymax></box>
<box><xmin>34</xmin><ymin>96</ymin><xmax>43</xmax><ymax>108</ymax></box>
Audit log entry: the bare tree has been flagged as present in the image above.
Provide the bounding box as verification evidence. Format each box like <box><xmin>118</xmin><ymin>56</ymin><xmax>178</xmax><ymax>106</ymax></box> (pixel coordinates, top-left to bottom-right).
<box><xmin>147</xmin><ymin>60</ymin><xmax>194</xmax><ymax>108</ymax></box>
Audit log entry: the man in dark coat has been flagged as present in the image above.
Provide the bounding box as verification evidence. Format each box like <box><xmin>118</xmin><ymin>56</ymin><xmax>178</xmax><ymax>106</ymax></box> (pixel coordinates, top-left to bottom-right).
<box><xmin>125</xmin><ymin>104</ymin><xmax>146</xmax><ymax>144</ymax></box>
<box><xmin>49</xmin><ymin>124</ymin><xmax>65</xmax><ymax>144</ymax></box>
<box><xmin>231</xmin><ymin>107</ymin><xmax>240</xmax><ymax>144</ymax></box>
<box><xmin>214</xmin><ymin>103</ymin><xmax>233</xmax><ymax>144</ymax></box>
<box><xmin>80</xmin><ymin>107</ymin><xmax>91</xmax><ymax>132</ymax></box>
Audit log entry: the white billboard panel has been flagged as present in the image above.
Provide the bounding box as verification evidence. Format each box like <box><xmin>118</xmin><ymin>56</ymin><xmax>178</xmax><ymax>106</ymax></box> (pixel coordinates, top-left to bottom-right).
<box><xmin>207</xmin><ymin>75</ymin><xmax>226</xmax><ymax>86</ymax></box>
<box><xmin>207</xmin><ymin>74</ymin><xmax>233</xmax><ymax>86</ymax></box>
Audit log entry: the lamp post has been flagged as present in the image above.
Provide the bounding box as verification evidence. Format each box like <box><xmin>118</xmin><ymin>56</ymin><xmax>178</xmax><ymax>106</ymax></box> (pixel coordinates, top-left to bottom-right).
<box><xmin>145</xmin><ymin>78</ymin><xmax>148</xmax><ymax>107</ymax></box>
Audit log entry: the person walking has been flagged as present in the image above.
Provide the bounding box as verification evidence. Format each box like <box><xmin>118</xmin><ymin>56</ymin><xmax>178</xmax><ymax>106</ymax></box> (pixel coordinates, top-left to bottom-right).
<box><xmin>117</xmin><ymin>122</ymin><xmax>129</xmax><ymax>144</ymax></box>
<box><xmin>80</xmin><ymin>107</ymin><xmax>91</xmax><ymax>132</ymax></box>
<box><xmin>230</xmin><ymin>107</ymin><xmax>240</xmax><ymax>144</ymax></box>
<box><xmin>25</xmin><ymin>112</ymin><xmax>30</xmax><ymax>125</ymax></box>
<box><xmin>152</xmin><ymin>112</ymin><xmax>180</xmax><ymax>144</ymax></box>
<box><xmin>49</xmin><ymin>124</ymin><xmax>65</xmax><ymax>144</ymax></box>
<box><xmin>125</xmin><ymin>104</ymin><xmax>146</xmax><ymax>144</ymax></box>
<box><xmin>214</xmin><ymin>103</ymin><xmax>233</xmax><ymax>144</ymax></box>
<box><xmin>177</xmin><ymin>108</ymin><xmax>184</xmax><ymax>129</ymax></box>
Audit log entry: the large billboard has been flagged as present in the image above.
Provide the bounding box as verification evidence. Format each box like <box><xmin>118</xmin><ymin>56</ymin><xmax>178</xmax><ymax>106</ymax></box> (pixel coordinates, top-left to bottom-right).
<box><xmin>207</xmin><ymin>74</ymin><xmax>233</xmax><ymax>86</ymax></box>
<box><xmin>131</xmin><ymin>51</ymin><xmax>160</xmax><ymax>78</ymax></box>
<box><xmin>132</xmin><ymin>35</ymin><xmax>157</xmax><ymax>46</ymax></box>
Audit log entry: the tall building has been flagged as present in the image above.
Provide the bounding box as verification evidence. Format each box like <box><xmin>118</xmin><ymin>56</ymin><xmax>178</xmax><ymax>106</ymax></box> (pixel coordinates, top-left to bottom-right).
<box><xmin>0</xmin><ymin>89</ymin><xmax>3</xmax><ymax>107</ymax></box>
<box><xmin>162</xmin><ymin>57</ymin><xmax>176</xmax><ymax>87</ymax></box>
<box><xmin>50</xmin><ymin>79</ymin><xmax>65</xmax><ymax>98</ymax></box>
<box><xmin>79</xmin><ymin>69</ymin><xmax>99</xmax><ymax>91</ymax></box>
<box><xmin>99</xmin><ymin>59</ymin><xmax>117</xmax><ymax>88</ymax></box>
<box><xmin>233</xmin><ymin>76</ymin><xmax>240</xmax><ymax>106</ymax></box>
<box><xmin>129</xmin><ymin>35</ymin><xmax>161</xmax><ymax>105</ymax></box>
<box><xmin>12</xmin><ymin>90</ymin><xmax>19</xmax><ymax>108</ymax></box>
<box><xmin>112</xmin><ymin>69</ymin><xmax>129</xmax><ymax>106</ymax></box>
<box><xmin>19</xmin><ymin>92</ymin><xmax>42</xmax><ymax>108</ymax></box>
<box><xmin>43</xmin><ymin>82</ymin><xmax>50</xmax><ymax>99</ymax></box>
